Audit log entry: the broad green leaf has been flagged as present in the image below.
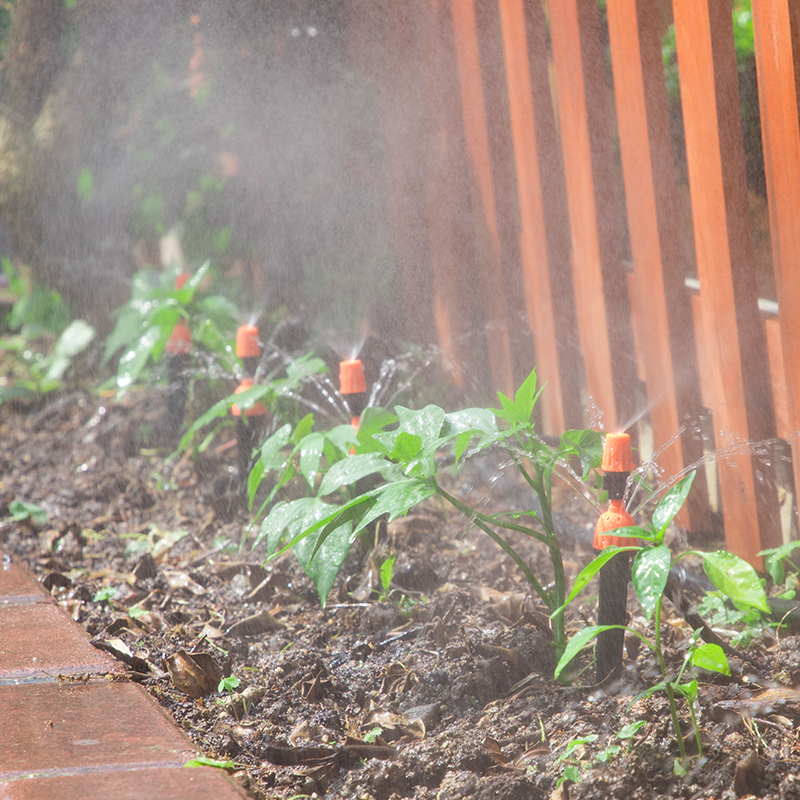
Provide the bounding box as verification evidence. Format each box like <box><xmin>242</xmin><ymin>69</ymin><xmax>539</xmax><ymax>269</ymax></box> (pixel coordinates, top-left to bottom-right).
<box><xmin>701</xmin><ymin>550</ymin><xmax>769</xmax><ymax>613</ymax></box>
<box><xmin>652</xmin><ymin>471</ymin><xmax>695</xmax><ymax>534</ymax></box>
<box><xmin>442</xmin><ymin>407</ymin><xmax>498</xmax><ymax>438</ymax></box>
<box><xmin>554</xmin><ymin>546</ymin><xmax>639</xmax><ymax>616</ymax></box>
<box><xmin>175</xmin><ymin>260</ymin><xmax>210</xmax><ymax>305</ymax></box>
<box><xmin>258</xmin><ymin>497</ymin><xmax>322</xmax><ymax>555</ymax></box>
<box><xmin>689</xmin><ymin>643</ymin><xmax>730</xmax><ymax>675</ymax></box>
<box><xmin>117</xmin><ymin>325</ymin><xmax>162</xmax><ymax>389</ymax></box>
<box><xmin>102</xmin><ymin>306</ymin><xmax>143</xmax><ymax>364</ymax></box>
<box><xmin>631</xmin><ymin>545</ymin><xmax>672</xmax><ymax>621</ymax></box>
<box><xmin>352</xmin><ymin>479</ymin><xmax>437</xmax><ymax>538</ymax></box>
<box><xmin>617</xmin><ymin>720</ymin><xmax>647</xmax><ymax>739</ymax></box>
<box><xmin>292</xmin><ymin>413</ymin><xmax>316</xmax><ymax>443</ymax></box>
<box><xmin>389</xmin><ymin>431</ymin><xmax>422</xmax><ymax>464</ymax></box>
<box><xmin>76</xmin><ymin>166</ymin><xmax>94</xmax><ymax>199</ymax></box>
<box><xmin>318</xmin><ymin>453</ymin><xmax>388</xmax><ymax>497</ymax></box>
<box><xmin>54</xmin><ymin>319</ymin><xmax>95</xmax><ymax>359</ymax></box>
<box><xmin>376</xmin><ymin>405</ymin><xmax>445</xmax><ymax>478</ymax></box>
<box><xmin>325</xmin><ymin>423</ymin><xmax>361</xmax><ymax>456</ymax></box>
<box><xmin>298</xmin><ymin>432</ymin><xmax>325</xmax><ymax>488</ymax></box>
<box><xmin>759</xmin><ymin>540</ymin><xmax>800</xmax><ymax>586</ymax></box>
<box><xmin>294</xmin><ymin>517</ymin><xmax>353</xmax><ymax>607</ymax></box>
<box><xmin>355</xmin><ymin>407</ymin><xmax>397</xmax><ymax>453</ymax></box>
<box><xmin>558</xmin><ymin>429</ymin><xmax>603</xmax><ymax>479</ymax></box>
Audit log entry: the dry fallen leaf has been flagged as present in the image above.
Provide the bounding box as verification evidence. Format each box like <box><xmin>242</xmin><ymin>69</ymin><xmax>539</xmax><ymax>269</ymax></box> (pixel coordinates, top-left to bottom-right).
<box><xmin>165</xmin><ymin>649</ymin><xmax>222</xmax><ymax>698</ymax></box>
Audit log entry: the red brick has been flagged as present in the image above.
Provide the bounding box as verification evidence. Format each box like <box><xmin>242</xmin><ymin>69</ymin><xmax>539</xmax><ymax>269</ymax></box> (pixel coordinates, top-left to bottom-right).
<box><xmin>1</xmin><ymin>766</ymin><xmax>249</xmax><ymax>799</ymax></box>
<box><xmin>0</xmin><ymin>681</ymin><xmax>197</xmax><ymax>777</ymax></box>
<box><xmin>0</xmin><ymin>555</ymin><xmax>49</xmax><ymax>604</ymax></box>
<box><xmin>0</xmin><ymin>604</ymin><xmax>120</xmax><ymax>680</ymax></box>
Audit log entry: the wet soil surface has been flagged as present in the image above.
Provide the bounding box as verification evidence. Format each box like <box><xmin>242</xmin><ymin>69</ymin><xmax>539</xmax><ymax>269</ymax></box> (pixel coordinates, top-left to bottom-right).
<box><xmin>3</xmin><ymin>390</ymin><xmax>800</xmax><ymax>800</ymax></box>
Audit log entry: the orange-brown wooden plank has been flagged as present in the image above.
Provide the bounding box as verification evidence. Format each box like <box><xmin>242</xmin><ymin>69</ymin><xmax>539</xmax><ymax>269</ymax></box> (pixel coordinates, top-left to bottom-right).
<box><xmin>498</xmin><ymin>0</ymin><xmax>582</xmax><ymax>434</ymax></box>
<box><xmin>765</xmin><ymin>318</ymin><xmax>792</xmax><ymax>442</ymax></box>
<box><xmin>752</xmin><ymin>0</ymin><xmax>800</xmax><ymax>523</ymax></box>
<box><xmin>429</xmin><ymin>0</ymin><xmax>494</xmax><ymax>397</ymax></box>
<box><xmin>607</xmin><ymin>0</ymin><xmax>711</xmax><ymax>532</ymax></box>
<box><xmin>673</xmin><ymin>0</ymin><xmax>780</xmax><ymax>564</ymax></box>
<box><xmin>548</xmin><ymin>0</ymin><xmax>638</xmax><ymax>434</ymax></box>
<box><xmin>449</xmin><ymin>0</ymin><xmax>515</xmax><ymax>398</ymax></box>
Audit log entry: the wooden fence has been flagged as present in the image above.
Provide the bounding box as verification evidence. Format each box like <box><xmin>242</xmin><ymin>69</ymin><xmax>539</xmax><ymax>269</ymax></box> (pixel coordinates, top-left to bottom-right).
<box><xmin>349</xmin><ymin>0</ymin><xmax>800</xmax><ymax>568</ymax></box>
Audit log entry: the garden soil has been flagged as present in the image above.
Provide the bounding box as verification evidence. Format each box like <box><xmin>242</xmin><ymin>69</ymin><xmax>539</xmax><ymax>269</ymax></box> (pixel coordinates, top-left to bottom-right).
<box><xmin>3</xmin><ymin>389</ymin><xmax>800</xmax><ymax>800</ymax></box>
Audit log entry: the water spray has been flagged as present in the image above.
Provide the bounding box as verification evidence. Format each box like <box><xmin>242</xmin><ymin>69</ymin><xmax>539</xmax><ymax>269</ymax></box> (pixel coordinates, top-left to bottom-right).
<box><xmin>232</xmin><ymin>324</ymin><xmax>268</xmax><ymax>486</ymax></box>
<box><xmin>594</xmin><ymin>431</ymin><xmax>637</xmax><ymax>685</ymax></box>
<box><xmin>164</xmin><ymin>272</ymin><xmax>192</xmax><ymax>439</ymax></box>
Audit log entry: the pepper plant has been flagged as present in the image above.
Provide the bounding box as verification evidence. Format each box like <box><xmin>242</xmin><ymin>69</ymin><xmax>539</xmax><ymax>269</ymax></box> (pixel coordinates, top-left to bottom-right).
<box><xmin>252</xmin><ymin>370</ymin><xmax>603</xmax><ymax>663</ymax></box>
<box><xmin>553</xmin><ymin>471</ymin><xmax>769</xmax><ymax>767</ymax></box>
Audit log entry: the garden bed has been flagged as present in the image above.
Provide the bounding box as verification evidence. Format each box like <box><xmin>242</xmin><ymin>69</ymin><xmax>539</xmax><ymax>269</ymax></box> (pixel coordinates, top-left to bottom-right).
<box><xmin>2</xmin><ymin>388</ymin><xmax>800</xmax><ymax>799</ymax></box>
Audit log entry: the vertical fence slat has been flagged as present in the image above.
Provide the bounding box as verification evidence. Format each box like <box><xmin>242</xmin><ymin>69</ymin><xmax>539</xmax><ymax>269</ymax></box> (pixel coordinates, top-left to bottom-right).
<box><xmin>753</xmin><ymin>0</ymin><xmax>800</xmax><ymax>526</ymax></box>
<box><xmin>474</xmin><ymin>1</ymin><xmax>532</xmax><ymax>393</ymax></box>
<box><xmin>498</xmin><ymin>0</ymin><xmax>582</xmax><ymax>434</ymax></box>
<box><xmin>673</xmin><ymin>0</ymin><xmax>780</xmax><ymax>564</ymax></box>
<box><xmin>607</xmin><ymin>0</ymin><xmax>711</xmax><ymax>531</ymax></box>
<box><xmin>449</xmin><ymin>0</ymin><xmax>515</xmax><ymax>397</ymax></box>
<box><xmin>548</xmin><ymin>0</ymin><xmax>638</xmax><ymax>434</ymax></box>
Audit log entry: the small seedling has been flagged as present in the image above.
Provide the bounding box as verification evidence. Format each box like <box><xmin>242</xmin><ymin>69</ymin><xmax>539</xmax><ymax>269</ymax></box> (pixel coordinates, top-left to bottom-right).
<box><xmin>6</xmin><ymin>499</ymin><xmax>48</xmax><ymax>526</ymax></box>
<box><xmin>93</xmin><ymin>586</ymin><xmax>116</xmax><ymax>605</ymax></box>
<box><xmin>218</xmin><ymin>675</ymin><xmax>241</xmax><ymax>694</ymax></box>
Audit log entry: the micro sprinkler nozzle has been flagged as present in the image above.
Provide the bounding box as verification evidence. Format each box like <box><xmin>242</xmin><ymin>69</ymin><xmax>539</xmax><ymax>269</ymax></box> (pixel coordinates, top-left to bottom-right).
<box><xmin>594</xmin><ymin>431</ymin><xmax>637</xmax><ymax>686</ymax></box>
<box><xmin>339</xmin><ymin>358</ymin><xmax>367</xmax><ymax>432</ymax></box>
<box><xmin>232</xmin><ymin>324</ymin><xmax>268</xmax><ymax>487</ymax></box>
<box><xmin>163</xmin><ymin>273</ymin><xmax>193</xmax><ymax>440</ymax></box>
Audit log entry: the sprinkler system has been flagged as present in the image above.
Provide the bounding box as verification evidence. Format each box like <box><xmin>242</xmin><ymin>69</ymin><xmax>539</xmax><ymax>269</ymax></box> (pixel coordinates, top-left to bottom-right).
<box><xmin>339</xmin><ymin>358</ymin><xmax>367</xmax><ymax>432</ymax></box>
<box><xmin>232</xmin><ymin>324</ymin><xmax>268</xmax><ymax>486</ymax></box>
<box><xmin>164</xmin><ymin>273</ymin><xmax>192</xmax><ymax>439</ymax></box>
<box><xmin>594</xmin><ymin>431</ymin><xmax>637</xmax><ymax>685</ymax></box>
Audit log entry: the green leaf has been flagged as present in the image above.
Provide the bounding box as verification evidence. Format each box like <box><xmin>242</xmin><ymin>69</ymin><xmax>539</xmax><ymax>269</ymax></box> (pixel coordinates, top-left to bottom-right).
<box><xmin>701</xmin><ymin>550</ymin><xmax>769</xmax><ymax>613</ymax></box>
<box><xmin>184</xmin><ymin>756</ymin><xmax>235</xmax><ymax>769</ymax></box>
<box><xmin>289</xmin><ymin>501</ymin><xmax>354</xmax><ymax>606</ymax></box>
<box><xmin>554</xmin><ymin>546</ymin><xmax>640</xmax><ymax>616</ymax></box>
<box><xmin>259</xmin><ymin>498</ymin><xmax>321</xmax><ymax>555</ymax></box>
<box><xmin>617</xmin><ymin>720</ymin><xmax>646</xmax><ymax>740</ymax></box>
<box><xmin>492</xmin><ymin>369</ymin><xmax>540</xmax><ymax>426</ymax></box>
<box><xmin>651</xmin><ymin>471</ymin><xmax>695</xmax><ymax>534</ymax></box>
<box><xmin>554</xmin><ymin>625</ymin><xmax>617</xmax><ymax>680</ymax></box>
<box><xmin>689</xmin><ymin>643</ymin><xmax>730</xmax><ymax>675</ymax></box>
<box><xmin>380</xmin><ymin>554</ymin><xmax>396</xmax><ymax>594</ymax></box>
<box><xmin>292</xmin><ymin>413</ymin><xmax>316</xmax><ymax>443</ymax></box>
<box><xmin>298</xmin><ymin>432</ymin><xmax>325</xmax><ymax>488</ymax></box>
<box><xmin>116</xmin><ymin>325</ymin><xmax>161</xmax><ymax>389</ymax></box>
<box><xmin>175</xmin><ymin>260</ymin><xmax>210</xmax><ymax>305</ymax></box>
<box><xmin>318</xmin><ymin>453</ymin><xmax>389</xmax><ymax>497</ymax></box>
<box><xmin>8</xmin><ymin>499</ymin><xmax>48</xmax><ymax>525</ymax></box>
<box><xmin>389</xmin><ymin>431</ymin><xmax>422</xmax><ymax>464</ymax></box>
<box><xmin>45</xmin><ymin>320</ymin><xmax>96</xmax><ymax>382</ymax></box>
<box><xmin>631</xmin><ymin>545</ymin><xmax>672</xmax><ymax>621</ymax></box>
<box><xmin>352</xmin><ymin>479</ymin><xmax>437</xmax><ymax>538</ymax></box>
<box><xmin>759</xmin><ymin>540</ymin><xmax>800</xmax><ymax>586</ymax></box>
<box><xmin>76</xmin><ymin>166</ymin><xmax>94</xmax><ymax>200</ymax></box>
<box><xmin>558</xmin><ymin>429</ymin><xmax>603</xmax><ymax>479</ymax></box>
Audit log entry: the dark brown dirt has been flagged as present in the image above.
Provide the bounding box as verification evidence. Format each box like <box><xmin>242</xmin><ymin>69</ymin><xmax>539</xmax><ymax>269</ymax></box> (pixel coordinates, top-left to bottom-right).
<box><xmin>3</xmin><ymin>388</ymin><xmax>800</xmax><ymax>800</ymax></box>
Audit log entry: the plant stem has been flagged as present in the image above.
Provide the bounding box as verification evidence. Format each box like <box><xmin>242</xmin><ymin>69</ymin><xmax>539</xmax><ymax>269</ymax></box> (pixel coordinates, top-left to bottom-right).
<box><xmin>655</xmin><ymin>597</ymin><xmax>686</xmax><ymax>760</ymax></box>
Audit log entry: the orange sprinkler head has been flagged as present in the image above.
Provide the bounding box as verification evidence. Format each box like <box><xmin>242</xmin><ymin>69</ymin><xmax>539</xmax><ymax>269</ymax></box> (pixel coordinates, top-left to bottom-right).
<box><xmin>339</xmin><ymin>359</ymin><xmax>366</xmax><ymax>396</ymax></box>
<box><xmin>602</xmin><ymin>432</ymin><xmax>634</xmax><ymax>473</ymax></box>
<box><xmin>236</xmin><ymin>325</ymin><xmax>261</xmax><ymax>359</ymax></box>
<box><xmin>165</xmin><ymin>319</ymin><xmax>192</xmax><ymax>355</ymax></box>
<box><xmin>231</xmin><ymin>378</ymin><xmax>267</xmax><ymax>417</ymax></box>
<box><xmin>175</xmin><ymin>272</ymin><xmax>191</xmax><ymax>290</ymax></box>
<box><xmin>593</xmin><ymin>499</ymin><xmax>637</xmax><ymax>549</ymax></box>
